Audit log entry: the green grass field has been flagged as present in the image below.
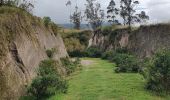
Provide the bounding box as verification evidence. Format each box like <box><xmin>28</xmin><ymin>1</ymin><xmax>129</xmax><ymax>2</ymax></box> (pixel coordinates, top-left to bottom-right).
<box><xmin>49</xmin><ymin>58</ymin><xmax>170</xmax><ymax>100</ymax></box>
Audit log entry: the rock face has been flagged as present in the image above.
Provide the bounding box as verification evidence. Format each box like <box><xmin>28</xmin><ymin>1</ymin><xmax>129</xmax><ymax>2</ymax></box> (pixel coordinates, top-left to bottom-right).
<box><xmin>0</xmin><ymin>7</ymin><xmax>68</xmax><ymax>100</ymax></box>
<box><xmin>90</xmin><ymin>24</ymin><xmax>170</xmax><ymax>58</ymax></box>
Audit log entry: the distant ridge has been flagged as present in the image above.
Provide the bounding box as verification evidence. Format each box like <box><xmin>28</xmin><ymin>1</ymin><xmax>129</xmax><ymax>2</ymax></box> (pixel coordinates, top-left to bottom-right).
<box><xmin>59</xmin><ymin>23</ymin><xmax>111</xmax><ymax>29</ymax></box>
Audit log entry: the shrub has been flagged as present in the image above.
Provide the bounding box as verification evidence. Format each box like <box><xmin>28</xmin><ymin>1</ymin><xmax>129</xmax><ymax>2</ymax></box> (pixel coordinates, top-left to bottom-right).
<box><xmin>145</xmin><ymin>50</ymin><xmax>170</xmax><ymax>92</ymax></box>
<box><xmin>43</xmin><ymin>17</ymin><xmax>51</xmax><ymax>27</ymax></box>
<box><xmin>113</xmin><ymin>53</ymin><xmax>140</xmax><ymax>73</ymax></box>
<box><xmin>101</xmin><ymin>26</ymin><xmax>112</xmax><ymax>36</ymax></box>
<box><xmin>61</xmin><ymin>57</ymin><xmax>82</xmax><ymax>75</ymax></box>
<box><xmin>61</xmin><ymin>30</ymin><xmax>91</xmax><ymax>57</ymax></box>
<box><xmin>27</xmin><ymin>59</ymin><xmax>68</xmax><ymax>99</ymax></box>
<box><xmin>85</xmin><ymin>46</ymin><xmax>102</xmax><ymax>58</ymax></box>
<box><xmin>68</xmin><ymin>50</ymin><xmax>88</xmax><ymax>57</ymax></box>
<box><xmin>46</xmin><ymin>48</ymin><xmax>56</xmax><ymax>58</ymax></box>
<box><xmin>101</xmin><ymin>51</ymin><xmax>114</xmax><ymax>60</ymax></box>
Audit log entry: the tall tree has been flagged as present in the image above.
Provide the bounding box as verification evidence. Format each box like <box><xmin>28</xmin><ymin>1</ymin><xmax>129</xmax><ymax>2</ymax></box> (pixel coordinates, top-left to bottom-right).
<box><xmin>84</xmin><ymin>0</ymin><xmax>105</xmax><ymax>30</ymax></box>
<box><xmin>70</xmin><ymin>6</ymin><xmax>82</xmax><ymax>30</ymax></box>
<box><xmin>120</xmin><ymin>0</ymin><xmax>149</xmax><ymax>28</ymax></box>
<box><xmin>0</xmin><ymin>0</ymin><xmax>4</xmax><ymax>6</ymax></box>
<box><xmin>107</xmin><ymin>0</ymin><xmax>119</xmax><ymax>25</ymax></box>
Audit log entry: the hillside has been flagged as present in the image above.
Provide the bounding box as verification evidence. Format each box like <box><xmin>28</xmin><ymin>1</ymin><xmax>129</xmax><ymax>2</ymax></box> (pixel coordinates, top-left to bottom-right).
<box><xmin>90</xmin><ymin>24</ymin><xmax>170</xmax><ymax>58</ymax></box>
<box><xmin>0</xmin><ymin>6</ymin><xmax>68</xmax><ymax>100</ymax></box>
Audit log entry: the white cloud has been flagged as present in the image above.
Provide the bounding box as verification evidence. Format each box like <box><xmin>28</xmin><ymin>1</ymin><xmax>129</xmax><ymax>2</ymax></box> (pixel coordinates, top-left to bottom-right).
<box><xmin>34</xmin><ymin>0</ymin><xmax>170</xmax><ymax>24</ymax></box>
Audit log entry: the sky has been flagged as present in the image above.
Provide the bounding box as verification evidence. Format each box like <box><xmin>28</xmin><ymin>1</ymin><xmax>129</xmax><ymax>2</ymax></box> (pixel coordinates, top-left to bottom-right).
<box><xmin>34</xmin><ymin>0</ymin><xmax>170</xmax><ymax>24</ymax></box>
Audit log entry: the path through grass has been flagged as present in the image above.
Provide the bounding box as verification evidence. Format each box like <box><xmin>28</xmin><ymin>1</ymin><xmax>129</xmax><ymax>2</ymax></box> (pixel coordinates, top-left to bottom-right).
<box><xmin>49</xmin><ymin>58</ymin><xmax>169</xmax><ymax>100</ymax></box>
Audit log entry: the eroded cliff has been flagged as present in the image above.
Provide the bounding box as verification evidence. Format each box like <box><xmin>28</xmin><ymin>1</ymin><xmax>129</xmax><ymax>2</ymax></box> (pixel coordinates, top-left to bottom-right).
<box><xmin>90</xmin><ymin>24</ymin><xmax>170</xmax><ymax>58</ymax></box>
<box><xmin>0</xmin><ymin>7</ymin><xmax>68</xmax><ymax>100</ymax></box>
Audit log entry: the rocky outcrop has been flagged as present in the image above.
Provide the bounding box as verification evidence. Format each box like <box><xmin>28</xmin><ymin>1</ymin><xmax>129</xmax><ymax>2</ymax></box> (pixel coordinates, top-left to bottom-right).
<box><xmin>90</xmin><ymin>24</ymin><xmax>170</xmax><ymax>58</ymax></box>
<box><xmin>0</xmin><ymin>7</ymin><xmax>68</xmax><ymax>100</ymax></box>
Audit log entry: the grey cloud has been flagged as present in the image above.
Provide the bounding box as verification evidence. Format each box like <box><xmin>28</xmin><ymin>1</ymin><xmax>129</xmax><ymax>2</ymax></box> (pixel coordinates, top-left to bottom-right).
<box><xmin>34</xmin><ymin>0</ymin><xmax>170</xmax><ymax>24</ymax></box>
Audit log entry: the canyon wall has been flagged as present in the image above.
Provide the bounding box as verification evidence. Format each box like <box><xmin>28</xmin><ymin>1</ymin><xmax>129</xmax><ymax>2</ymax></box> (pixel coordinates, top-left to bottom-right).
<box><xmin>90</xmin><ymin>24</ymin><xmax>170</xmax><ymax>58</ymax></box>
<box><xmin>0</xmin><ymin>7</ymin><xmax>68</xmax><ymax>100</ymax></box>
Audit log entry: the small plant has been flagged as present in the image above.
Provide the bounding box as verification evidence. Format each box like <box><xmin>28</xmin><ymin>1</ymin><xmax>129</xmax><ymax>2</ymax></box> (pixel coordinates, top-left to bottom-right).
<box><xmin>85</xmin><ymin>46</ymin><xmax>102</xmax><ymax>58</ymax></box>
<box><xmin>144</xmin><ymin>50</ymin><xmax>170</xmax><ymax>93</ymax></box>
<box><xmin>43</xmin><ymin>17</ymin><xmax>51</xmax><ymax>27</ymax></box>
<box><xmin>113</xmin><ymin>53</ymin><xmax>139</xmax><ymax>73</ymax></box>
<box><xmin>101</xmin><ymin>51</ymin><xmax>114</xmax><ymax>60</ymax></box>
<box><xmin>60</xmin><ymin>57</ymin><xmax>82</xmax><ymax>75</ymax></box>
<box><xmin>27</xmin><ymin>59</ymin><xmax>68</xmax><ymax>99</ymax></box>
<box><xmin>46</xmin><ymin>48</ymin><xmax>56</xmax><ymax>58</ymax></box>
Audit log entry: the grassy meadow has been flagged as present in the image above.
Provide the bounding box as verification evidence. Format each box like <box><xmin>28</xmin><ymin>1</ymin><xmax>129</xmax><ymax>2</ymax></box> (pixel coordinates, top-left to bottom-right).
<box><xmin>49</xmin><ymin>58</ymin><xmax>169</xmax><ymax>100</ymax></box>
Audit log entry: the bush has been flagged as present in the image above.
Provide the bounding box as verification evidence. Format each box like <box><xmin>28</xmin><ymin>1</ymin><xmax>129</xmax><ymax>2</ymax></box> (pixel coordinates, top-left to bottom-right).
<box><xmin>85</xmin><ymin>46</ymin><xmax>102</xmax><ymax>58</ymax></box>
<box><xmin>113</xmin><ymin>53</ymin><xmax>140</xmax><ymax>73</ymax></box>
<box><xmin>61</xmin><ymin>57</ymin><xmax>82</xmax><ymax>75</ymax></box>
<box><xmin>101</xmin><ymin>26</ymin><xmax>112</xmax><ymax>36</ymax></box>
<box><xmin>145</xmin><ymin>50</ymin><xmax>170</xmax><ymax>93</ymax></box>
<box><xmin>61</xmin><ymin>30</ymin><xmax>91</xmax><ymax>57</ymax></box>
<box><xmin>43</xmin><ymin>17</ymin><xmax>51</xmax><ymax>27</ymax></box>
<box><xmin>101</xmin><ymin>51</ymin><xmax>114</xmax><ymax>60</ymax></box>
<box><xmin>46</xmin><ymin>48</ymin><xmax>56</xmax><ymax>58</ymax></box>
<box><xmin>27</xmin><ymin>59</ymin><xmax>68</xmax><ymax>100</ymax></box>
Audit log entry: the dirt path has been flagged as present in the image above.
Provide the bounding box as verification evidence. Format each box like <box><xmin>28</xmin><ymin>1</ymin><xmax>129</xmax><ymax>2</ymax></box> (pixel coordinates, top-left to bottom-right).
<box><xmin>81</xmin><ymin>60</ymin><xmax>94</xmax><ymax>66</ymax></box>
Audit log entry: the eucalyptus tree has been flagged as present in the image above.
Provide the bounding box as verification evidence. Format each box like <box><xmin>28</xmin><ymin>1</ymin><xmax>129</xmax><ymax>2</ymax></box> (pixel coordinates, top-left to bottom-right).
<box><xmin>120</xmin><ymin>0</ymin><xmax>149</xmax><ymax>28</ymax></box>
<box><xmin>70</xmin><ymin>6</ymin><xmax>82</xmax><ymax>30</ymax></box>
<box><xmin>84</xmin><ymin>0</ymin><xmax>105</xmax><ymax>31</ymax></box>
<box><xmin>107</xmin><ymin>0</ymin><xmax>119</xmax><ymax>25</ymax></box>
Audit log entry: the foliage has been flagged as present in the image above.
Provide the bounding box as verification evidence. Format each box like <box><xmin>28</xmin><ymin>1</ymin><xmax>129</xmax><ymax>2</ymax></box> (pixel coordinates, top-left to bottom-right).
<box><xmin>101</xmin><ymin>51</ymin><xmax>114</xmax><ymax>60</ymax></box>
<box><xmin>43</xmin><ymin>17</ymin><xmax>51</xmax><ymax>27</ymax></box>
<box><xmin>85</xmin><ymin>46</ymin><xmax>102</xmax><ymax>58</ymax></box>
<box><xmin>0</xmin><ymin>0</ymin><xmax>34</xmax><ymax>13</ymax></box>
<box><xmin>70</xmin><ymin>6</ymin><xmax>82</xmax><ymax>30</ymax></box>
<box><xmin>107</xmin><ymin>0</ymin><xmax>119</xmax><ymax>25</ymax></box>
<box><xmin>27</xmin><ymin>59</ymin><xmax>68</xmax><ymax>100</ymax></box>
<box><xmin>114</xmin><ymin>53</ymin><xmax>139</xmax><ymax>73</ymax></box>
<box><xmin>101</xmin><ymin>26</ymin><xmax>113</xmax><ymax>36</ymax></box>
<box><xmin>144</xmin><ymin>50</ymin><xmax>170</xmax><ymax>93</ymax></box>
<box><xmin>101</xmin><ymin>48</ymin><xmax>139</xmax><ymax>73</ymax></box>
<box><xmin>84</xmin><ymin>0</ymin><xmax>105</xmax><ymax>30</ymax></box>
<box><xmin>61</xmin><ymin>30</ymin><xmax>91</xmax><ymax>57</ymax></box>
<box><xmin>46</xmin><ymin>48</ymin><xmax>56</xmax><ymax>58</ymax></box>
<box><xmin>61</xmin><ymin>57</ymin><xmax>82</xmax><ymax>75</ymax></box>
<box><xmin>120</xmin><ymin>0</ymin><xmax>149</xmax><ymax>27</ymax></box>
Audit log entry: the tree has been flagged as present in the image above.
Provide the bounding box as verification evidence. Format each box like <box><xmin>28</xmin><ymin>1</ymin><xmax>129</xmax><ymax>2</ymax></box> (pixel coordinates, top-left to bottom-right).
<box><xmin>84</xmin><ymin>0</ymin><xmax>105</xmax><ymax>31</ymax></box>
<box><xmin>19</xmin><ymin>0</ymin><xmax>34</xmax><ymax>13</ymax></box>
<box><xmin>43</xmin><ymin>17</ymin><xmax>51</xmax><ymax>27</ymax></box>
<box><xmin>107</xmin><ymin>0</ymin><xmax>119</xmax><ymax>25</ymax></box>
<box><xmin>0</xmin><ymin>0</ymin><xmax>4</xmax><ymax>6</ymax></box>
<box><xmin>70</xmin><ymin>6</ymin><xmax>82</xmax><ymax>30</ymax></box>
<box><xmin>120</xmin><ymin>0</ymin><xmax>149</xmax><ymax>28</ymax></box>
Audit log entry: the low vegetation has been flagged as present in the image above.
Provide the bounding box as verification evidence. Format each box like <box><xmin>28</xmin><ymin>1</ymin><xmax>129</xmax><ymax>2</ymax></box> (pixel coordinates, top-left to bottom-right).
<box><xmin>102</xmin><ymin>48</ymin><xmax>140</xmax><ymax>73</ymax></box>
<box><xmin>61</xmin><ymin>57</ymin><xmax>82</xmax><ymax>75</ymax></box>
<box><xmin>27</xmin><ymin>59</ymin><xmax>68</xmax><ymax>100</ymax></box>
<box><xmin>49</xmin><ymin>58</ymin><xmax>169</xmax><ymax>100</ymax></box>
<box><xmin>46</xmin><ymin>48</ymin><xmax>56</xmax><ymax>58</ymax></box>
<box><xmin>142</xmin><ymin>50</ymin><xmax>170</xmax><ymax>93</ymax></box>
<box><xmin>60</xmin><ymin>30</ymin><xmax>91</xmax><ymax>57</ymax></box>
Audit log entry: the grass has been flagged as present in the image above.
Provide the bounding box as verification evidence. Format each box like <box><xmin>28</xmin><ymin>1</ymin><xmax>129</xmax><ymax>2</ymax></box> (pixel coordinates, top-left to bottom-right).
<box><xmin>49</xmin><ymin>58</ymin><xmax>170</xmax><ymax>100</ymax></box>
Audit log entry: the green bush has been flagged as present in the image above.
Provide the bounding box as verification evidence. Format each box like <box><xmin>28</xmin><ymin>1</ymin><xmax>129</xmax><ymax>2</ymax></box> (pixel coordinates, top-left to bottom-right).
<box><xmin>101</xmin><ymin>26</ymin><xmax>113</xmax><ymax>36</ymax></box>
<box><xmin>101</xmin><ymin>51</ymin><xmax>114</xmax><ymax>60</ymax></box>
<box><xmin>27</xmin><ymin>59</ymin><xmax>68</xmax><ymax>100</ymax></box>
<box><xmin>61</xmin><ymin>57</ymin><xmax>82</xmax><ymax>75</ymax></box>
<box><xmin>68</xmin><ymin>50</ymin><xmax>88</xmax><ymax>57</ymax></box>
<box><xmin>145</xmin><ymin>50</ymin><xmax>170</xmax><ymax>93</ymax></box>
<box><xmin>85</xmin><ymin>46</ymin><xmax>102</xmax><ymax>58</ymax></box>
<box><xmin>46</xmin><ymin>48</ymin><xmax>56</xmax><ymax>58</ymax></box>
<box><xmin>43</xmin><ymin>17</ymin><xmax>51</xmax><ymax>27</ymax></box>
<box><xmin>61</xmin><ymin>31</ymin><xmax>91</xmax><ymax>57</ymax></box>
<box><xmin>113</xmin><ymin>53</ymin><xmax>140</xmax><ymax>73</ymax></box>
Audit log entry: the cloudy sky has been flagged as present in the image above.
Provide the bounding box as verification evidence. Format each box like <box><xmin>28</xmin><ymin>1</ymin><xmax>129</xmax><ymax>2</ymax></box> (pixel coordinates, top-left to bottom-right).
<box><xmin>34</xmin><ymin>0</ymin><xmax>170</xmax><ymax>24</ymax></box>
